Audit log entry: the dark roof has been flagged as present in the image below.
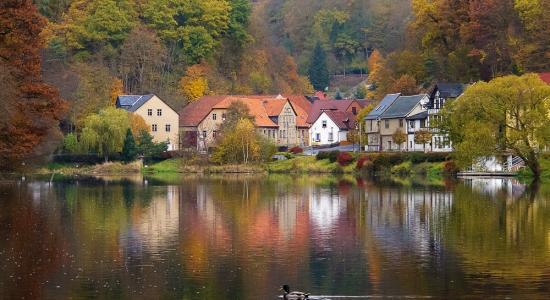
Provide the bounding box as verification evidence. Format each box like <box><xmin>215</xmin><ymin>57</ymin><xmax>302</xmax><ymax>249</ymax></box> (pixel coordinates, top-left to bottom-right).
<box><xmin>380</xmin><ymin>94</ymin><xmax>427</xmax><ymax>119</ymax></box>
<box><xmin>116</xmin><ymin>94</ymin><xmax>155</xmax><ymax>112</ymax></box>
<box><xmin>324</xmin><ymin>111</ymin><xmax>357</xmax><ymax>130</ymax></box>
<box><xmin>365</xmin><ymin>93</ymin><xmax>400</xmax><ymax>120</ymax></box>
<box><xmin>435</xmin><ymin>83</ymin><xmax>465</xmax><ymax>98</ymax></box>
<box><xmin>406</xmin><ymin>111</ymin><xmax>428</xmax><ymax>120</ymax></box>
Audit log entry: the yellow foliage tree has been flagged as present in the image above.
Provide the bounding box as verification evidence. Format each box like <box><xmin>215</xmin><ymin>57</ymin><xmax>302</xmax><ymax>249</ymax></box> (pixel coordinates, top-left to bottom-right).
<box><xmin>110</xmin><ymin>78</ymin><xmax>124</xmax><ymax>106</ymax></box>
<box><xmin>180</xmin><ymin>64</ymin><xmax>209</xmax><ymax>102</ymax></box>
<box><xmin>130</xmin><ymin>113</ymin><xmax>149</xmax><ymax>139</ymax></box>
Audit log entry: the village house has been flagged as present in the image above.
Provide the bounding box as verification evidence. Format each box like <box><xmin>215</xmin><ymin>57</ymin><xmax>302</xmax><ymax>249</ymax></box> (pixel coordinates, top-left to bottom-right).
<box><xmin>365</xmin><ymin>93</ymin><xmax>400</xmax><ymax>151</ymax></box>
<box><xmin>309</xmin><ymin>111</ymin><xmax>357</xmax><ymax>145</ymax></box>
<box><xmin>365</xmin><ymin>94</ymin><xmax>429</xmax><ymax>152</ymax></box>
<box><xmin>426</xmin><ymin>83</ymin><xmax>465</xmax><ymax>152</ymax></box>
<box><xmin>307</xmin><ymin>99</ymin><xmax>371</xmax><ymax>146</ymax></box>
<box><xmin>178</xmin><ymin>95</ymin><xmax>311</xmax><ymax>150</ymax></box>
<box><xmin>116</xmin><ymin>94</ymin><xmax>179</xmax><ymax>150</ymax></box>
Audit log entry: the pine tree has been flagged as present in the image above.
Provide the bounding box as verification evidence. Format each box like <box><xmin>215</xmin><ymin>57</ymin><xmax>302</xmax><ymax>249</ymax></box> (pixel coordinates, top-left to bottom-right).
<box><xmin>307</xmin><ymin>42</ymin><xmax>329</xmax><ymax>91</ymax></box>
<box><xmin>121</xmin><ymin>128</ymin><xmax>138</xmax><ymax>162</ymax></box>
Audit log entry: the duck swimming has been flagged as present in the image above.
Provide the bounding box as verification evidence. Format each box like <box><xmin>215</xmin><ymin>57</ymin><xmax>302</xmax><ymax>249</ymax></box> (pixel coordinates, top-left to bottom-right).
<box><xmin>281</xmin><ymin>285</ymin><xmax>309</xmax><ymax>299</ymax></box>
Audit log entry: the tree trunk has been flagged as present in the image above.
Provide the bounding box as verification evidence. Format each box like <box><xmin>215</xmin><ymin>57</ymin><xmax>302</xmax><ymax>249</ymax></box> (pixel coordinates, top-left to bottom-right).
<box><xmin>526</xmin><ymin>151</ymin><xmax>541</xmax><ymax>179</ymax></box>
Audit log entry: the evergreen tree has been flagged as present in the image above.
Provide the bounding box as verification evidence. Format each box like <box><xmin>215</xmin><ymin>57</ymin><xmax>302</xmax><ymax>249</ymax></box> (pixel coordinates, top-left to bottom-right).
<box><xmin>121</xmin><ymin>128</ymin><xmax>138</xmax><ymax>162</ymax></box>
<box><xmin>308</xmin><ymin>42</ymin><xmax>329</xmax><ymax>91</ymax></box>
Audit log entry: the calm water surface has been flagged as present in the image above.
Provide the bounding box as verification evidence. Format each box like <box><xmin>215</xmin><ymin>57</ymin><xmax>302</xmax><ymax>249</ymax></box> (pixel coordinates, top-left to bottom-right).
<box><xmin>1</xmin><ymin>175</ymin><xmax>550</xmax><ymax>299</ymax></box>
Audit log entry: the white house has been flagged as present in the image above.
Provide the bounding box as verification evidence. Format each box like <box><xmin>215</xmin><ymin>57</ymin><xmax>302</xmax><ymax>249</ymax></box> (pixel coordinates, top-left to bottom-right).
<box><xmin>310</xmin><ymin>111</ymin><xmax>356</xmax><ymax>146</ymax></box>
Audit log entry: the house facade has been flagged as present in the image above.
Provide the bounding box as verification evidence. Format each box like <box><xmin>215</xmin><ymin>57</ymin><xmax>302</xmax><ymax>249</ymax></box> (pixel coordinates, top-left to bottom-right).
<box><xmin>310</xmin><ymin>111</ymin><xmax>356</xmax><ymax>145</ymax></box>
<box><xmin>426</xmin><ymin>83</ymin><xmax>464</xmax><ymax>152</ymax></box>
<box><xmin>365</xmin><ymin>94</ymin><xmax>429</xmax><ymax>152</ymax></box>
<box><xmin>179</xmin><ymin>95</ymin><xmax>310</xmax><ymax>150</ymax></box>
<box><xmin>116</xmin><ymin>94</ymin><xmax>179</xmax><ymax>150</ymax></box>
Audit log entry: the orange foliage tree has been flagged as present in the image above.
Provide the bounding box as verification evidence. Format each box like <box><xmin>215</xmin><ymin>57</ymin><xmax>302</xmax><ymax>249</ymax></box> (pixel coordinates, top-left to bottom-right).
<box><xmin>0</xmin><ymin>0</ymin><xmax>67</xmax><ymax>169</ymax></box>
<box><xmin>180</xmin><ymin>63</ymin><xmax>209</xmax><ymax>102</ymax></box>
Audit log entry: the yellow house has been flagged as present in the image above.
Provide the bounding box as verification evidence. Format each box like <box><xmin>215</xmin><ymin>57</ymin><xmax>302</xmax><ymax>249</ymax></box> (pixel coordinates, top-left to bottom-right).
<box><xmin>116</xmin><ymin>94</ymin><xmax>180</xmax><ymax>150</ymax></box>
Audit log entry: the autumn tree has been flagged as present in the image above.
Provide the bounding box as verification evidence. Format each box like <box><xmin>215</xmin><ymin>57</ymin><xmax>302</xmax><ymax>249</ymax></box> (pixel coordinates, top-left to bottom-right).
<box><xmin>390</xmin><ymin>74</ymin><xmax>419</xmax><ymax>96</ymax></box>
<box><xmin>180</xmin><ymin>64</ymin><xmax>209</xmax><ymax>102</ymax></box>
<box><xmin>440</xmin><ymin>74</ymin><xmax>550</xmax><ymax>178</ymax></box>
<box><xmin>130</xmin><ymin>114</ymin><xmax>149</xmax><ymax>139</ymax></box>
<box><xmin>110</xmin><ymin>78</ymin><xmax>124</xmax><ymax>106</ymax></box>
<box><xmin>414</xmin><ymin>130</ymin><xmax>433</xmax><ymax>152</ymax></box>
<box><xmin>0</xmin><ymin>0</ymin><xmax>66</xmax><ymax>169</ymax></box>
<box><xmin>392</xmin><ymin>129</ymin><xmax>407</xmax><ymax>151</ymax></box>
<box><xmin>119</xmin><ymin>26</ymin><xmax>167</xmax><ymax>94</ymax></box>
<box><xmin>367</xmin><ymin>51</ymin><xmax>393</xmax><ymax>100</ymax></box>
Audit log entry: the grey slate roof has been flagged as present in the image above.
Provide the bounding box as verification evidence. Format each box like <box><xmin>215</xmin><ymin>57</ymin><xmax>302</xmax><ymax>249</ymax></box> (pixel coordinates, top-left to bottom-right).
<box><xmin>116</xmin><ymin>94</ymin><xmax>155</xmax><ymax>112</ymax></box>
<box><xmin>406</xmin><ymin>110</ymin><xmax>428</xmax><ymax>120</ymax></box>
<box><xmin>436</xmin><ymin>83</ymin><xmax>464</xmax><ymax>98</ymax></box>
<box><xmin>380</xmin><ymin>94</ymin><xmax>427</xmax><ymax>119</ymax></box>
<box><xmin>365</xmin><ymin>93</ymin><xmax>400</xmax><ymax>120</ymax></box>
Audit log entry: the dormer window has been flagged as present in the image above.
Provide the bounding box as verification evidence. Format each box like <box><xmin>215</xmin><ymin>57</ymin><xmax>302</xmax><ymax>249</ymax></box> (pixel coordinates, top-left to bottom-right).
<box><xmin>352</xmin><ymin>107</ymin><xmax>357</xmax><ymax>115</ymax></box>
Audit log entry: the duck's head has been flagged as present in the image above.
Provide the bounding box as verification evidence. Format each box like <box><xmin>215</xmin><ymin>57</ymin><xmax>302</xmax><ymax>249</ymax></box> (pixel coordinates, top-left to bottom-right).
<box><xmin>280</xmin><ymin>285</ymin><xmax>290</xmax><ymax>294</ymax></box>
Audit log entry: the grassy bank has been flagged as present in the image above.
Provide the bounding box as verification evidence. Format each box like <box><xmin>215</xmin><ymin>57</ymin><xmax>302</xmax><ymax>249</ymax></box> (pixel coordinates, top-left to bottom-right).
<box><xmin>38</xmin><ymin>161</ymin><xmax>142</xmax><ymax>176</ymax></box>
<box><xmin>144</xmin><ymin>158</ymin><xmax>266</xmax><ymax>174</ymax></box>
<box><xmin>266</xmin><ymin>156</ymin><xmax>355</xmax><ymax>174</ymax></box>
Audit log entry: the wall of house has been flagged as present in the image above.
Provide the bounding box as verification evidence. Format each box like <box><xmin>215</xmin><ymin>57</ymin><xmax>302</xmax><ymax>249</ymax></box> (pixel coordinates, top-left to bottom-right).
<box><xmin>134</xmin><ymin>96</ymin><xmax>179</xmax><ymax>150</ymax></box>
<box><xmin>309</xmin><ymin>113</ymin><xmax>342</xmax><ymax>145</ymax></box>
<box><xmin>196</xmin><ymin>108</ymin><xmax>227</xmax><ymax>149</ymax></box>
<box><xmin>277</xmin><ymin>102</ymin><xmax>298</xmax><ymax>147</ymax></box>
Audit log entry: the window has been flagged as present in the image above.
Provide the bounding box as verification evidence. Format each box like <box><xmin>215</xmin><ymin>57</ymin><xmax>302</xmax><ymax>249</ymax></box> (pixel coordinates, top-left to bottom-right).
<box><xmin>157</xmin><ymin>109</ymin><xmax>162</xmax><ymax>116</ymax></box>
<box><xmin>316</xmin><ymin>133</ymin><xmax>321</xmax><ymax>142</ymax></box>
<box><xmin>328</xmin><ymin>131</ymin><xmax>334</xmax><ymax>142</ymax></box>
<box><xmin>420</xmin><ymin>119</ymin><xmax>426</xmax><ymax>128</ymax></box>
<box><xmin>165</xmin><ymin>124</ymin><xmax>171</xmax><ymax>132</ymax></box>
<box><xmin>410</xmin><ymin>121</ymin><xmax>415</xmax><ymax>129</ymax></box>
<box><xmin>222</xmin><ymin>113</ymin><xmax>226</xmax><ymax>120</ymax></box>
<box><xmin>152</xmin><ymin>124</ymin><xmax>157</xmax><ymax>132</ymax></box>
<box><xmin>352</xmin><ymin>107</ymin><xmax>357</xmax><ymax>115</ymax></box>
<box><xmin>322</xmin><ymin>120</ymin><xmax>327</xmax><ymax>128</ymax></box>
<box><xmin>385</xmin><ymin>120</ymin><xmax>389</xmax><ymax>129</ymax></box>
<box><xmin>202</xmin><ymin>131</ymin><xmax>207</xmax><ymax>138</ymax></box>
<box><xmin>388</xmin><ymin>141</ymin><xmax>392</xmax><ymax>150</ymax></box>
<box><xmin>213</xmin><ymin>130</ymin><xmax>218</xmax><ymax>138</ymax></box>
<box><xmin>213</xmin><ymin>113</ymin><xmax>217</xmax><ymax>120</ymax></box>
<box><xmin>147</xmin><ymin>109</ymin><xmax>152</xmax><ymax>116</ymax></box>
<box><xmin>399</xmin><ymin>119</ymin><xmax>403</xmax><ymax>128</ymax></box>
<box><xmin>410</xmin><ymin>141</ymin><xmax>413</xmax><ymax>149</ymax></box>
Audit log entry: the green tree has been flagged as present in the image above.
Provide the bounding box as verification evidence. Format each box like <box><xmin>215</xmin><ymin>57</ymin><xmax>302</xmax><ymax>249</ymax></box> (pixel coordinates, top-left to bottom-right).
<box><xmin>307</xmin><ymin>42</ymin><xmax>329</xmax><ymax>91</ymax></box>
<box><xmin>79</xmin><ymin>107</ymin><xmax>131</xmax><ymax>162</ymax></box>
<box><xmin>136</xmin><ymin>130</ymin><xmax>168</xmax><ymax>160</ymax></box>
<box><xmin>121</xmin><ymin>129</ymin><xmax>138</xmax><ymax>162</ymax></box>
<box><xmin>63</xmin><ymin>133</ymin><xmax>79</xmax><ymax>153</ymax></box>
<box><xmin>213</xmin><ymin>118</ymin><xmax>261</xmax><ymax>164</ymax></box>
<box><xmin>440</xmin><ymin>74</ymin><xmax>550</xmax><ymax>178</ymax></box>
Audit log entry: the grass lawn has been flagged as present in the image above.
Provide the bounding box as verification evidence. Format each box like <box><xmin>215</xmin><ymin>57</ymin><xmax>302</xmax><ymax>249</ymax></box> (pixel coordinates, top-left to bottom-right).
<box><xmin>266</xmin><ymin>156</ymin><xmax>355</xmax><ymax>174</ymax></box>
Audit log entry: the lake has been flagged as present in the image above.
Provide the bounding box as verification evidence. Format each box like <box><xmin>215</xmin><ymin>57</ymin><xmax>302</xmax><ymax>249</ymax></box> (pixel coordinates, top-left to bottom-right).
<box><xmin>1</xmin><ymin>175</ymin><xmax>549</xmax><ymax>299</ymax></box>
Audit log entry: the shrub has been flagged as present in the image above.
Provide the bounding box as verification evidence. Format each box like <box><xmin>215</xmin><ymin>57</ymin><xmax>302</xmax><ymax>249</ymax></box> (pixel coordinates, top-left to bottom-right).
<box><xmin>316</xmin><ymin>150</ymin><xmax>340</xmax><ymax>162</ymax></box>
<box><xmin>356</xmin><ymin>155</ymin><xmax>370</xmax><ymax>170</ymax></box>
<box><xmin>443</xmin><ymin>160</ymin><xmax>459</xmax><ymax>174</ymax></box>
<box><xmin>328</xmin><ymin>150</ymin><xmax>340</xmax><ymax>163</ymax></box>
<box><xmin>289</xmin><ymin>146</ymin><xmax>303</xmax><ymax>154</ymax></box>
<box><xmin>391</xmin><ymin>161</ymin><xmax>412</xmax><ymax>176</ymax></box>
<box><xmin>337</xmin><ymin>152</ymin><xmax>354</xmax><ymax>166</ymax></box>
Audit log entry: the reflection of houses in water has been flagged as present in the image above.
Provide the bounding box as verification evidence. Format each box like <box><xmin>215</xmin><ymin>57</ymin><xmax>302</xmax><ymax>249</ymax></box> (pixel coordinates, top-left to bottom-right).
<box><xmin>364</xmin><ymin>187</ymin><xmax>454</xmax><ymax>258</ymax></box>
<box><xmin>127</xmin><ymin>186</ymin><xmax>180</xmax><ymax>253</ymax></box>
<box><xmin>309</xmin><ymin>189</ymin><xmax>346</xmax><ymax>237</ymax></box>
<box><xmin>462</xmin><ymin>177</ymin><xmax>526</xmax><ymax>200</ymax></box>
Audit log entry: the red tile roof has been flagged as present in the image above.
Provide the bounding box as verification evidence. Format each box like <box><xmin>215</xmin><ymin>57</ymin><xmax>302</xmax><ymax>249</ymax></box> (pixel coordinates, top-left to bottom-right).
<box><xmin>306</xmin><ymin>100</ymin><xmax>362</xmax><ymax>124</ymax></box>
<box><xmin>179</xmin><ymin>95</ymin><xmax>229</xmax><ymax>127</ymax></box>
<box><xmin>539</xmin><ymin>73</ymin><xmax>550</xmax><ymax>85</ymax></box>
<box><xmin>212</xmin><ymin>97</ymin><xmax>278</xmax><ymax>127</ymax></box>
<box><xmin>324</xmin><ymin>111</ymin><xmax>357</xmax><ymax>130</ymax></box>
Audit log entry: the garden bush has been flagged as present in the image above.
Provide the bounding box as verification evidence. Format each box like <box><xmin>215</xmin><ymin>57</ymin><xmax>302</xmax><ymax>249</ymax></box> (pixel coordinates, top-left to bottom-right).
<box><xmin>336</xmin><ymin>152</ymin><xmax>354</xmax><ymax>166</ymax></box>
<box><xmin>391</xmin><ymin>161</ymin><xmax>412</xmax><ymax>176</ymax></box>
<box><xmin>289</xmin><ymin>146</ymin><xmax>304</xmax><ymax>154</ymax></box>
<box><xmin>356</xmin><ymin>155</ymin><xmax>370</xmax><ymax>170</ymax></box>
<box><xmin>316</xmin><ymin>150</ymin><xmax>340</xmax><ymax>162</ymax></box>
<box><xmin>443</xmin><ymin>160</ymin><xmax>459</xmax><ymax>174</ymax></box>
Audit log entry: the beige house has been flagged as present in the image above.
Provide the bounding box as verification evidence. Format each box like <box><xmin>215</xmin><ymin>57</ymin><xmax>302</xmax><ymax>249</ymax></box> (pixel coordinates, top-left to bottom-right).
<box><xmin>366</xmin><ymin>94</ymin><xmax>428</xmax><ymax>152</ymax></box>
<box><xmin>179</xmin><ymin>95</ymin><xmax>310</xmax><ymax>150</ymax></box>
<box><xmin>116</xmin><ymin>94</ymin><xmax>179</xmax><ymax>150</ymax></box>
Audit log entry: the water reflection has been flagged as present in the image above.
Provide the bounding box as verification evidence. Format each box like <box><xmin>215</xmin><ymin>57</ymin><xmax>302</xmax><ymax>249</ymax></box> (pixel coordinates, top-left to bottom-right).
<box><xmin>0</xmin><ymin>175</ymin><xmax>549</xmax><ymax>299</ymax></box>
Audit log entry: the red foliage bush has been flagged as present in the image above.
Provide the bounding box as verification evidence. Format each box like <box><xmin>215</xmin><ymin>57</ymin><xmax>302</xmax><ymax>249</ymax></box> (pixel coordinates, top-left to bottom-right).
<box><xmin>336</xmin><ymin>152</ymin><xmax>354</xmax><ymax>166</ymax></box>
<box><xmin>443</xmin><ymin>160</ymin><xmax>459</xmax><ymax>174</ymax></box>
<box><xmin>289</xmin><ymin>146</ymin><xmax>303</xmax><ymax>154</ymax></box>
<box><xmin>355</xmin><ymin>155</ymin><xmax>370</xmax><ymax>169</ymax></box>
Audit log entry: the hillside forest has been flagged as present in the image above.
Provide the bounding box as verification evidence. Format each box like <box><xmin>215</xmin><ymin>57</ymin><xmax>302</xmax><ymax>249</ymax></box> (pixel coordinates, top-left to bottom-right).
<box><xmin>2</xmin><ymin>0</ymin><xmax>550</xmax><ymax>168</ymax></box>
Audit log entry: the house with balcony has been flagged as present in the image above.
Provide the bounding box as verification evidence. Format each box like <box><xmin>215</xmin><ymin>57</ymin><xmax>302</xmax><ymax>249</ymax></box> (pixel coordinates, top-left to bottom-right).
<box><xmin>426</xmin><ymin>83</ymin><xmax>465</xmax><ymax>152</ymax></box>
<box><xmin>406</xmin><ymin>111</ymin><xmax>430</xmax><ymax>152</ymax></box>
<box><xmin>116</xmin><ymin>94</ymin><xmax>180</xmax><ymax>150</ymax></box>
